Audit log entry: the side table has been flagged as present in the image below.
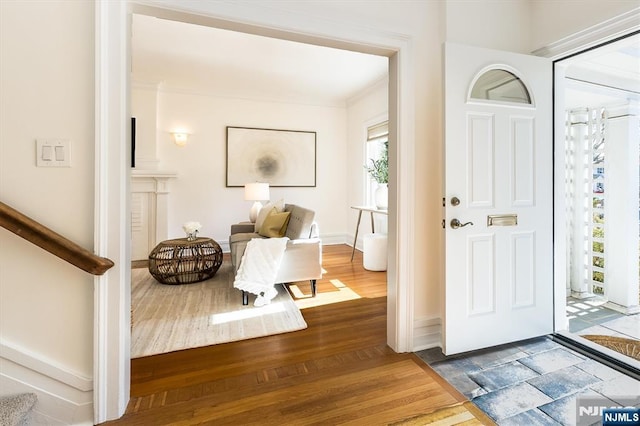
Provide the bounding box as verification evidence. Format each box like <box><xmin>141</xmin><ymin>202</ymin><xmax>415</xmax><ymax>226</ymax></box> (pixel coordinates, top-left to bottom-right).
<box><xmin>148</xmin><ymin>237</ymin><xmax>223</xmax><ymax>284</ymax></box>
<box><xmin>350</xmin><ymin>206</ymin><xmax>388</xmax><ymax>261</ymax></box>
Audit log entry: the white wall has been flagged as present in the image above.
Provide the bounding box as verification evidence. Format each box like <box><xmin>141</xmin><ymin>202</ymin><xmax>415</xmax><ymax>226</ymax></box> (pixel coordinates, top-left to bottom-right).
<box><xmin>445</xmin><ymin>0</ymin><xmax>532</xmax><ymax>53</ymax></box>
<box><xmin>530</xmin><ymin>1</ymin><xmax>639</xmax><ymax>51</ymax></box>
<box><xmin>346</xmin><ymin>79</ymin><xmax>389</xmax><ymax>245</ymax></box>
<box><xmin>136</xmin><ymin>87</ymin><xmax>349</xmax><ymax>245</ymax></box>
<box><xmin>445</xmin><ymin>1</ymin><xmax>639</xmax><ymax>55</ymax></box>
<box><xmin>0</xmin><ymin>1</ymin><xmax>95</xmax><ymax>423</ymax></box>
<box><xmin>0</xmin><ymin>0</ymin><xmax>94</xmax><ymax>377</ymax></box>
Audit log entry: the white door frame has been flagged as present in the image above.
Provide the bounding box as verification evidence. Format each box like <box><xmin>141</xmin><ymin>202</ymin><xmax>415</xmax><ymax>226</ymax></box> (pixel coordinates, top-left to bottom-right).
<box><xmin>533</xmin><ymin>11</ymin><xmax>640</xmax><ymax>335</ymax></box>
<box><xmin>94</xmin><ymin>1</ymin><xmax>416</xmax><ymax>422</ymax></box>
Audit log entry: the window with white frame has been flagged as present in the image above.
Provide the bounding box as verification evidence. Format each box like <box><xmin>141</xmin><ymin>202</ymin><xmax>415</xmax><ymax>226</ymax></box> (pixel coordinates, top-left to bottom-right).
<box><xmin>365</xmin><ymin>121</ymin><xmax>389</xmax><ymax>206</ymax></box>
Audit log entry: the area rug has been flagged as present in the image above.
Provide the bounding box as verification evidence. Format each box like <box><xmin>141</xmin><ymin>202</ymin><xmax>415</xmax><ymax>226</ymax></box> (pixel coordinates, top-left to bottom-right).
<box><xmin>389</xmin><ymin>402</ymin><xmax>486</xmax><ymax>425</ymax></box>
<box><xmin>131</xmin><ymin>261</ymin><xmax>307</xmax><ymax>358</ymax></box>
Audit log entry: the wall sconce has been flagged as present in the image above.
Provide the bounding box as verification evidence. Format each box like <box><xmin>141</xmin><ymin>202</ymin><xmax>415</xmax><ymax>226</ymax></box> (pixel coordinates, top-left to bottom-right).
<box><xmin>244</xmin><ymin>182</ymin><xmax>270</xmax><ymax>223</ymax></box>
<box><xmin>171</xmin><ymin>132</ymin><xmax>189</xmax><ymax>147</ymax></box>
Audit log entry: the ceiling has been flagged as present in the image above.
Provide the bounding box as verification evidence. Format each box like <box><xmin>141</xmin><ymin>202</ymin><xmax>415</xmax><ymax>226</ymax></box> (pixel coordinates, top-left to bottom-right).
<box><xmin>131</xmin><ymin>14</ymin><xmax>389</xmax><ymax>106</ymax></box>
<box><xmin>564</xmin><ymin>33</ymin><xmax>640</xmax><ymax>108</ymax></box>
<box><xmin>132</xmin><ymin>14</ymin><xmax>638</xmax><ymax>110</ymax></box>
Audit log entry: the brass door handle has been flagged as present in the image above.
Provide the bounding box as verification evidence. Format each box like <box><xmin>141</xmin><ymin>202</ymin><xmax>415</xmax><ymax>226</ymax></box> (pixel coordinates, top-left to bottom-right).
<box><xmin>450</xmin><ymin>218</ymin><xmax>473</xmax><ymax>229</ymax></box>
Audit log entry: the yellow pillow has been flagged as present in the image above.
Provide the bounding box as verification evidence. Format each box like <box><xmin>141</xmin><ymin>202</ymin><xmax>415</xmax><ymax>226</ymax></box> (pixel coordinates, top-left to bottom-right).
<box><xmin>258</xmin><ymin>208</ymin><xmax>291</xmax><ymax>238</ymax></box>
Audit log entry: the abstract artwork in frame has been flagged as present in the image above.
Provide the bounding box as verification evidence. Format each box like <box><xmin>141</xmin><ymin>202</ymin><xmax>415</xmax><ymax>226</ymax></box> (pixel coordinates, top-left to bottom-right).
<box><xmin>226</xmin><ymin>126</ymin><xmax>317</xmax><ymax>187</ymax></box>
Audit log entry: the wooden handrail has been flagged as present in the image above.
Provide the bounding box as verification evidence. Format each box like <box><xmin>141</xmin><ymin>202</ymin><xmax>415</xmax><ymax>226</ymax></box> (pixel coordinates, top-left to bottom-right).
<box><xmin>0</xmin><ymin>201</ymin><xmax>114</xmax><ymax>276</ymax></box>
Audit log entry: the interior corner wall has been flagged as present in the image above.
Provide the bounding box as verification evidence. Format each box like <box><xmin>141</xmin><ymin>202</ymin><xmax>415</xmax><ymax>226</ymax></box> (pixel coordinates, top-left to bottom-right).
<box><xmin>148</xmin><ymin>89</ymin><xmax>348</xmax><ymax>246</ymax></box>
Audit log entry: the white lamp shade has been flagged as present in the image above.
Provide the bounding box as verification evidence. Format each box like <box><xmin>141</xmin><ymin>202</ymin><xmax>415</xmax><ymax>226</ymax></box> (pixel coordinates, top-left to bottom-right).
<box><xmin>244</xmin><ymin>182</ymin><xmax>270</xmax><ymax>201</ymax></box>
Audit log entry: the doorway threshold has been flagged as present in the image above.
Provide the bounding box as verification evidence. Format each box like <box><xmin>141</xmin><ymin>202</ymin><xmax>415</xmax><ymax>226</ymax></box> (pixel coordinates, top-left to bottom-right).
<box><xmin>552</xmin><ymin>331</ymin><xmax>640</xmax><ymax>381</ymax></box>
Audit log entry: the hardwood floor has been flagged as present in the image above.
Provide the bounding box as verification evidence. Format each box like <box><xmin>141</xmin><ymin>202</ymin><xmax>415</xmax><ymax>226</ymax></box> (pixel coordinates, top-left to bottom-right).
<box><xmin>105</xmin><ymin>244</ymin><xmax>491</xmax><ymax>425</ymax></box>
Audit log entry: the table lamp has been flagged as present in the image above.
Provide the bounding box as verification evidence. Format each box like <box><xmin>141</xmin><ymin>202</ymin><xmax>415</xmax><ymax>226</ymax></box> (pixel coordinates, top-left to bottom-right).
<box><xmin>244</xmin><ymin>182</ymin><xmax>270</xmax><ymax>223</ymax></box>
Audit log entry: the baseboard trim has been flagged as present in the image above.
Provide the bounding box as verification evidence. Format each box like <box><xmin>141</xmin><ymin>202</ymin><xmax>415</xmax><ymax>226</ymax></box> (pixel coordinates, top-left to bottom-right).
<box><xmin>319</xmin><ymin>233</ymin><xmax>348</xmax><ymax>246</ymax></box>
<box><xmin>0</xmin><ymin>340</ymin><xmax>93</xmax><ymax>425</ymax></box>
<box><xmin>604</xmin><ymin>301</ymin><xmax>640</xmax><ymax>315</ymax></box>
<box><xmin>0</xmin><ymin>340</ymin><xmax>91</xmax><ymax>391</ymax></box>
<box><xmin>413</xmin><ymin>316</ymin><xmax>442</xmax><ymax>352</ymax></box>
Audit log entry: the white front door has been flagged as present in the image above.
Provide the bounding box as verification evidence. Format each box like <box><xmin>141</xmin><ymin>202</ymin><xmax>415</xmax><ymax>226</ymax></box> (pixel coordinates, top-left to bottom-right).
<box><xmin>444</xmin><ymin>43</ymin><xmax>553</xmax><ymax>355</ymax></box>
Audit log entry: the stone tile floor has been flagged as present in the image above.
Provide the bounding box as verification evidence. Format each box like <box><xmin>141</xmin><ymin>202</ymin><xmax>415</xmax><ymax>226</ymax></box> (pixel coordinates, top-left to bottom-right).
<box><xmin>416</xmin><ymin>336</ymin><xmax>640</xmax><ymax>425</ymax></box>
<box><xmin>567</xmin><ymin>297</ymin><xmax>640</xmax><ymax>340</ymax></box>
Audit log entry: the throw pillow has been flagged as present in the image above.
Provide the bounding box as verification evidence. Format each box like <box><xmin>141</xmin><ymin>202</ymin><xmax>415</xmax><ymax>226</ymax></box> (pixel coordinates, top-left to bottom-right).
<box><xmin>258</xmin><ymin>208</ymin><xmax>291</xmax><ymax>238</ymax></box>
<box><xmin>255</xmin><ymin>198</ymin><xmax>284</xmax><ymax>230</ymax></box>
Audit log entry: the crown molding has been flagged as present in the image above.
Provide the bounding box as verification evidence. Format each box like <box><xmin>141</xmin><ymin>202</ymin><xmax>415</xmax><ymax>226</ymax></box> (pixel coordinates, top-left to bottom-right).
<box><xmin>532</xmin><ymin>8</ymin><xmax>640</xmax><ymax>60</ymax></box>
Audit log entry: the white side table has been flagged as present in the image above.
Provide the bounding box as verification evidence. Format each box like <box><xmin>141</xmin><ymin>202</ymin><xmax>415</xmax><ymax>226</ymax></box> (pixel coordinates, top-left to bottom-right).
<box><xmin>350</xmin><ymin>206</ymin><xmax>388</xmax><ymax>261</ymax></box>
<box><xmin>363</xmin><ymin>233</ymin><xmax>388</xmax><ymax>271</ymax></box>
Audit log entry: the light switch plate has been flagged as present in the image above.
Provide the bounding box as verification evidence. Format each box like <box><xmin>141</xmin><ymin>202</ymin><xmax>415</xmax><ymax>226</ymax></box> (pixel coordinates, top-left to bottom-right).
<box><xmin>36</xmin><ymin>139</ymin><xmax>71</xmax><ymax>167</ymax></box>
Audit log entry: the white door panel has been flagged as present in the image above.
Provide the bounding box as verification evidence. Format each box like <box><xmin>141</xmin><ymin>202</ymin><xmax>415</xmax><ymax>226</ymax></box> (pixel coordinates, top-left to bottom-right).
<box><xmin>444</xmin><ymin>43</ymin><xmax>553</xmax><ymax>355</ymax></box>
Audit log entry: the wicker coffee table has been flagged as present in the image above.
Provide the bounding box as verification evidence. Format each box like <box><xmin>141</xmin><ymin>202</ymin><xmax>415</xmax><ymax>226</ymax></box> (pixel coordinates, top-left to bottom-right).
<box><xmin>148</xmin><ymin>237</ymin><xmax>223</xmax><ymax>284</ymax></box>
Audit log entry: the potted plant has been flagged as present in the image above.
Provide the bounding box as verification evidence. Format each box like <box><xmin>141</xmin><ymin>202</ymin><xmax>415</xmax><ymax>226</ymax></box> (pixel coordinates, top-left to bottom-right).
<box><xmin>365</xmin><ymin>140</ymin><xmax>388</xmax><ymax>209</ymax></box>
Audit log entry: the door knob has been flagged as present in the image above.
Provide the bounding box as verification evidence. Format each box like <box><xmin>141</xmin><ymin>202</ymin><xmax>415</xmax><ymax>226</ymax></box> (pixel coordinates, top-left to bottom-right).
<box><xmin>450</xmin><ymin>218</ymin><xmax>473</xmax><ymax>229</ymax></box>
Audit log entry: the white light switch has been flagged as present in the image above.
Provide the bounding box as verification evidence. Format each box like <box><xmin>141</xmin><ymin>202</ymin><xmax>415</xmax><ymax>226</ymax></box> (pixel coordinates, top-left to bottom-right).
<box><xmin>42</xmin><ymin>145</ymin><xmax>53</xmax><ymax>161</ymax></box>
<box><xmin>55</xmin><ymin>146</ymin><xmax>64</xmax><ymax>161</ymax></box>
<box><xmin>36</xmin><ymin>139</ymin><xmax>71</xmax><ymax>167</ymax></box>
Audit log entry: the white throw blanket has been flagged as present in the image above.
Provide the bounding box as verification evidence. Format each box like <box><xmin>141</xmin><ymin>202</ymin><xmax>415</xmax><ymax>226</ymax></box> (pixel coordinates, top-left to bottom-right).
<box><xmin>233</xmin><ymin>237</ymin><xmax>288</xmax><ymax>306</ymax></box>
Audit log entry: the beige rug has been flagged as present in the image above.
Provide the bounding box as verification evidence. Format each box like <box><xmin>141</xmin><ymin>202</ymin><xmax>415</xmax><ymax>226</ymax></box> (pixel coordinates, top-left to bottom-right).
<box><xmin>131</xmin><ymin>261</ymin><xmax>307</xmax><ymax>358</ymax></box>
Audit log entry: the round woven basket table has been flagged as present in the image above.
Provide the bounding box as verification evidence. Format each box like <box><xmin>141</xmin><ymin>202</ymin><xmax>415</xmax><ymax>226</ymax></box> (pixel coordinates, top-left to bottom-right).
<box><xmin>148</xmin><ymin>237</ymin><xmax>223</xmax><ymax>285</ymax></box>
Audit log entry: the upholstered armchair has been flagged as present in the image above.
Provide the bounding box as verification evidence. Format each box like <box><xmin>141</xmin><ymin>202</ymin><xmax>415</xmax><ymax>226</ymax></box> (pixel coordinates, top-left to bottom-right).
<box><xmin>229</xmin><ymin>203</ymin><xmax>322</xmax><ymax>305</ymax></box>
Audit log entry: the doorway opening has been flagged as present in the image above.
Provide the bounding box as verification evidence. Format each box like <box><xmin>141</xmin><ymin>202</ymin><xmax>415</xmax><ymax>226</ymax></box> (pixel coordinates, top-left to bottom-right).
<box><xmin>128</xmin><ymin>10</ymin><xmax>391</xmax><ymax>358</ymax></box>
<box><xmin>97</xmin><ymin>2</ymin><xmax>418</xmax><ymax>421</ymax></box>
<box><xmin>555</xmin><ymin>32</ymin><xmax>640</xmax><ymax>370</ymax></box>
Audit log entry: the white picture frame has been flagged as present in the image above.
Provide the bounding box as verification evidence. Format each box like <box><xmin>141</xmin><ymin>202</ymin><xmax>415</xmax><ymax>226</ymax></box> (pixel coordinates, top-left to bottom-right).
<box><xmin>226</xmin><ymin>126</ymin><xmax>317</xmax><ymax>187</ymax></box>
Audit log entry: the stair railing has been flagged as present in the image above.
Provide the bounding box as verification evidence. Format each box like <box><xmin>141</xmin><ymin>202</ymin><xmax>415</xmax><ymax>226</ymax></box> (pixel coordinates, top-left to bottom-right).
<box><xmin>0</xmin><ymin>201</ymin><xmax>114</xmax><ymax>275</ymax></box>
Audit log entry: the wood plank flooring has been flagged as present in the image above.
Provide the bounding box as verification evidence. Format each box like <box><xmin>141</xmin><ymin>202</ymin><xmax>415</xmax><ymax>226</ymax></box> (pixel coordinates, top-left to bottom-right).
<box><xmin>104</xmin><ymin>244</ymin><xmax>492</xmax><ymax>425</ymax></box>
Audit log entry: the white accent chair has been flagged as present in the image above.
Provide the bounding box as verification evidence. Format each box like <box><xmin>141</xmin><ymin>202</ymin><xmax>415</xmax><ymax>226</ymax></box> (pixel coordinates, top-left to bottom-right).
<box><xmin>229</xmin><ymin>204</ymin><xmax>322</xmax><ymax>305</ymax></box>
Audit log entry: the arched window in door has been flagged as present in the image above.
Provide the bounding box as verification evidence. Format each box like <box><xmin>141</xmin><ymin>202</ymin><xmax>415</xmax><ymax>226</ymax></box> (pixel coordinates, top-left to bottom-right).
<box><xmin>469</xmin><ymin>68</ymin><xmax>532</xmax><ymax>105</ymax></box>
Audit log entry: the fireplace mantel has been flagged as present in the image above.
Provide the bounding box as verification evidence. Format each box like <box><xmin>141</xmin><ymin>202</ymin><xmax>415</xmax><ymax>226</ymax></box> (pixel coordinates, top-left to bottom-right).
<box><xmin>131</xmin><ymin>169</ymin><xmax>177</xmax><ymax>183</ymax></box>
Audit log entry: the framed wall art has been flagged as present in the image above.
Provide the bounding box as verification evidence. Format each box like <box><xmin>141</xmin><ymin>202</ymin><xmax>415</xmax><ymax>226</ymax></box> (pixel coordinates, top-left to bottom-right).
<box><xmin>226</xmin><ymin>126</ymin><xmax>317</xmax><ymax>187</ymax></box>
